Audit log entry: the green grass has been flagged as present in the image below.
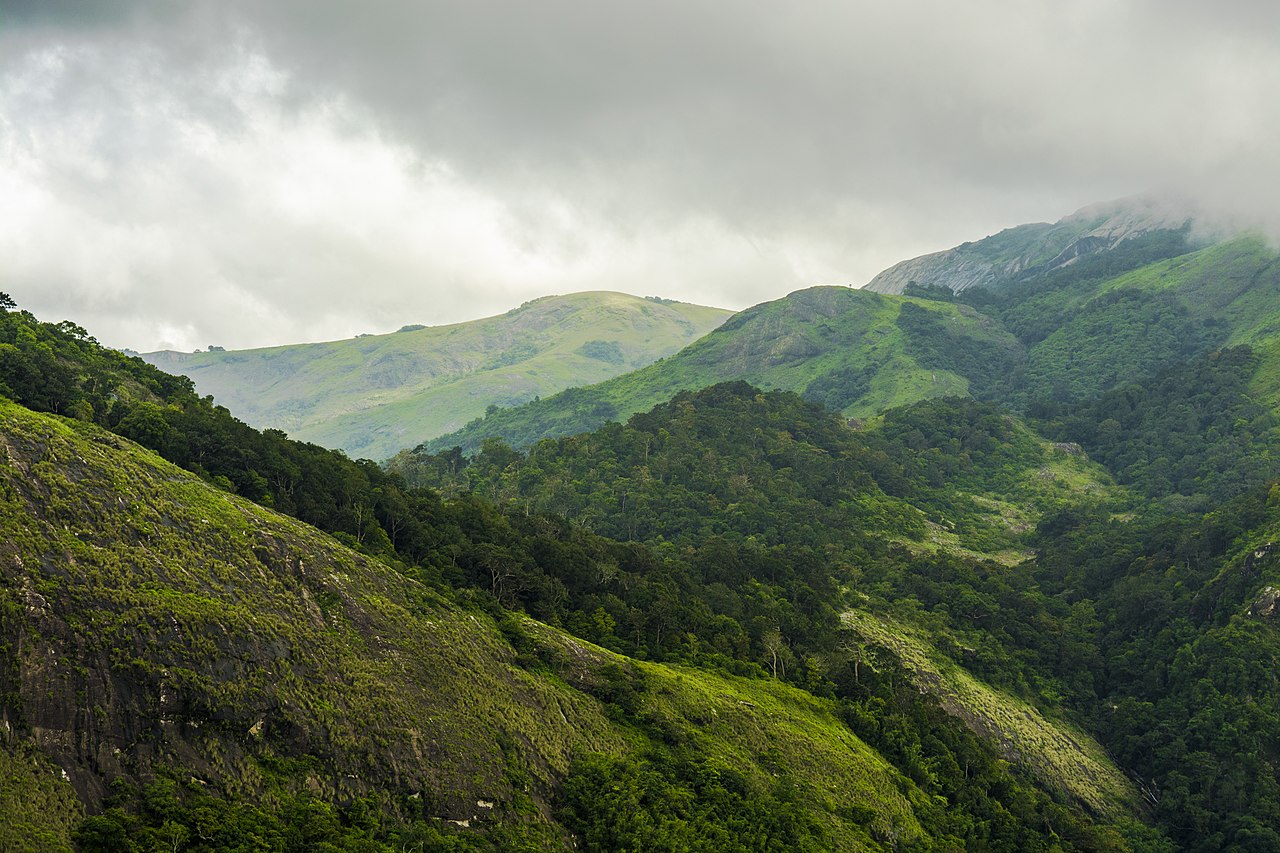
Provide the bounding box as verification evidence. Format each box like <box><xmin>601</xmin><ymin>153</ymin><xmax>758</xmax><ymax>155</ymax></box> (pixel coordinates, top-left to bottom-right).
<box><xmin>841</xmin><ymin>610</ymin><xmax>1138</xmax><ymax>817</ymax></box>
<box><xmin>141</xmin><ymin>292</ymin><xmax>730</xmax><ymax>460</ymax></box>
<box><xmin>0</xmin><ymin>744</ymin><xmax>83</xmax><ymax>852</ymax></box>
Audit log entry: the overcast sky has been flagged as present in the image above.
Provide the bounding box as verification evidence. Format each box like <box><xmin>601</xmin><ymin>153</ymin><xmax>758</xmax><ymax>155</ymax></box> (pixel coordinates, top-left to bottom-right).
<box><xmin>4</xmin><ymin>1</ymin><xmax>1280</xmax><ymax>352</ymax></box>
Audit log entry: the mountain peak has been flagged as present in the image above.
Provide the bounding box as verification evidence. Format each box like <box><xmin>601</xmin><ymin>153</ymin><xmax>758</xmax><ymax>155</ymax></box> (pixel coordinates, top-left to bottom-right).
<box><xmin>864</xmin><ymin>193</ymin><xmax>1210</xmax><ymax>296</ymax></box>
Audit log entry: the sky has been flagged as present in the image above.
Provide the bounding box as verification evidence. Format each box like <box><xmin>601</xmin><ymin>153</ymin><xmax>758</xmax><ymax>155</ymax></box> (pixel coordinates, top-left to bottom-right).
<box><xmin>4</xmin><ymin>1</ymin><xmax>1280</xmax><ymax>352</ymax></box>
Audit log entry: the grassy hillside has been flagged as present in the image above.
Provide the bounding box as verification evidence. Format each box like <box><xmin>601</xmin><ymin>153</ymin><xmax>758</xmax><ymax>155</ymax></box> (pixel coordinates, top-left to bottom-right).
<box><xmin>142</xmin><ymin>292</ymin><xmax>730</xmax><ymax>460</ymax></box>
<box><xmin>418</xmin><ymin>286</ymin><xmax>1023</xmax><ymax>454</ymax></box>
<box><xmin>841</xmin><ymin>609</ymin><xmax>1135</xmax><ymax>816</ymax></box>
<box><xmin>0</xmin><ymin>397</ymin><xmax>1027</xmax><ymax>850</ymax></box>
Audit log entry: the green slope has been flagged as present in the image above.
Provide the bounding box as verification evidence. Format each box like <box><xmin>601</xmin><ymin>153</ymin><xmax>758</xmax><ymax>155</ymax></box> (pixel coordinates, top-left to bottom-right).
<box><xmin>141</xmin><ymin>292</ymin><xmax>731</xmax><ymax>460</ymax></box>
<box><xmin>0</xmin><ymin>397</ymin><xmax>960</xmax><ymax>850</ymax></box>
<box><xmin>419</xmin><ymin>286</ymin><xmax>1023</xmax><ymax>454</ymax></box>
<box><xmin>395</xmin><ymin>384</ymin><xmax>1148</xmax><ymax>845</ymax></box>
<box><xmin>841</xmin><ymin>610</ymin><xmax>1136</xmax><ymax>816</ymax></box>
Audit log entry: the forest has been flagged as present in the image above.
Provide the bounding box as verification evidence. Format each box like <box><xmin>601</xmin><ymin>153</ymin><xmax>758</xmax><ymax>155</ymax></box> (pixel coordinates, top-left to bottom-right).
<box><xmin>3</xmin><ymin>279</ymin><xmax>1280</xmax><ymax>851</ymax></box>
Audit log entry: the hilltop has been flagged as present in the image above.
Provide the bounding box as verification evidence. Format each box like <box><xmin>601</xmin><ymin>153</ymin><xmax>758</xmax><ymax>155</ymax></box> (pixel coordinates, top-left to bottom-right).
<box><xmin>415</xmin><ymin>285</ymin><xmax>1021</xmax><ymax>454</ymax></box>
<box><xmin>142</xmin><ymin>292</ymin><xmax>730</xmax><ymax>460</ymax></box>
<box><xmin>863</xmin><ymin>195</ymin><xmax>1204</xmax><ymax>296</ymax></box>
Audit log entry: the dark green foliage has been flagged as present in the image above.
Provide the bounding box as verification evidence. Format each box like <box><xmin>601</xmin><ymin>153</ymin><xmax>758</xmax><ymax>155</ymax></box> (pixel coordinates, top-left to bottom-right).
<box><xmin>1041</xmin><ymin>347</ymin><xmax>1279</xmax><ymax>506</ymax></box>
<box><xmin>558</xmin><ymin>752</ymin><xmax>826</xmax><ymax>852</ymax></box>
<box><xmin>74</xmin><ymin>778</ymin><xmax>499</xmax><ymax>853</ymax></box>
<box><xmin>1033</xmin><ymin>486</ymin><xmax>1280</xmax><ymax>850</ymax></box>
<box><xmin>577</xmin><ymin>339</ymin><xmax>625</xmax><ymax>365</ymax></box>
<box><xmin>896</xmin><ymin>301</ymin><xmax>1025</xmax><ymax>400</ymax></box>
<box><xmin>1020</xmin><ymin>290</ymin><xmax>1216</xmax><ymax>406</ymax></box>
<box><xmin>802</xmin><ymin>359</ymin><xmax>877</xmax><ymax>412</ymax></box>
<box><xmin>902</xmin><ymin>281</ymin><xmax>957</xmax><ymax>301</ymax></box>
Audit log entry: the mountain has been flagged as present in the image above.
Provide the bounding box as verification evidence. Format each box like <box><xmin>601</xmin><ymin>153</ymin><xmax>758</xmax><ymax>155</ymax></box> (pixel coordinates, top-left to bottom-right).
<box><xmin>8</xmin><ymin>191</ymin><xmax>1280</xmax><ymax>847</ymax></box>
<box><xmin>413</xmin><ymin>285</ymin><xmax>1023</xmax><ymax>455</ymax></box>
<box><xmin>0</xmin><ymin>305</ymin><xmax>1143</xmax><ymax>849</ymax></box>
<box><xmin>405</xmin><ymin>379</ymin><xmax>1280</xmax><ymax>849</ymax></box>
<box><xmin>863</xmin><ymin>195</ymin><xmax>1205</xmax><ymax>296</ymax></box>
<box><xmin>141</xmin><ymin>292</ymin><xmax>731</xmax><ymax>460</ymax></box>
<box><xmin>419</xmin><ymin>209</ymin><xmax>1280</xmax><ymax>514</ymax></box>
<box><xmin>0</xmin><ymin>397</ymin><xmax>932</xmax><ymax>850</ymax></box>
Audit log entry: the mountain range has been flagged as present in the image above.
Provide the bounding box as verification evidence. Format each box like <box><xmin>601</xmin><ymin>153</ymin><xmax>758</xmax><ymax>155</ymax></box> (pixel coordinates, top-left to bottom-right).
<box><xmin>414</xmin><ymin>197</ymin><xmax>1279</xmax><ymax>468</ymax></box>
<box><xmin>3</xmin><ymin>194</ymin><xmax>1280</xmax><ymax>850</ymax></box>
<box><xmin>141</xmin><ymin>292</ymin><xmax>729</xmax><ymax>461</ymax></box>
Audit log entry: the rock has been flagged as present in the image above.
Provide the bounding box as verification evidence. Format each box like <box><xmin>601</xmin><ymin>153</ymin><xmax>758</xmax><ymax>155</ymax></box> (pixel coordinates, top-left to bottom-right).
<box><xmin>864</xmin><ymin>194</ymin><xmax>1202</xmax><ymax>296</ymax></box>
<box><xmin>1248</xmin><ymin>585</ymin><xmax>1280</xmax><ymax>618</ymax></box>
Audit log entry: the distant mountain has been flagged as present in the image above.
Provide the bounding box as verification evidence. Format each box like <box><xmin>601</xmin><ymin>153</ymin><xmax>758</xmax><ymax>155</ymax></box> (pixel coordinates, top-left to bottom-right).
<box><xmin>422</xmin><ymin>202</ymin><xmax>1280</xmax><ymax>486</ymax></box>
<box><xmin>141</xmin><ymin>292</ymin><xmax>731</xmax><ymax>460</ymax></box>
<box><xmin>414</xmin><ymin>285</ymin><xmax>1022</xmax><ymax>454</ymax></box>
<box><xmin>863</xmin><ymin>194</ymin><xmax>1205</xmax><ymax>296</ymax></box>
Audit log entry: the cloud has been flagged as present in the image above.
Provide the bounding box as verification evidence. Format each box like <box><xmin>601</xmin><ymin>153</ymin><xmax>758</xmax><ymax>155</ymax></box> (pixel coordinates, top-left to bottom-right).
<box><xmin>3</xmin><ymin>0</ymin><xmax>1280</xmax><ymax>350</ymax></box>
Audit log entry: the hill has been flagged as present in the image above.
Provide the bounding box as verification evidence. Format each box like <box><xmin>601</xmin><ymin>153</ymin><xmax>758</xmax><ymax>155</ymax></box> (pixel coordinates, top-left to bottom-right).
<box><xmin>415</xmin><ymin>286</ymin><xmax>1023</xmax><ymax>454</ymax></box>
<box><xmin>0</xmin><ymin>397</ymin><xmax>946</xmax><ymax>850</ymax></box>
<box><xmin>141</xmin><ymin>292</ymin><xmax>730</xmax><ymax>460</ymax></box>
<box><xmin>414</xmin><ymin>216</ymin><xmax>1280</xmax><ymax>516</ymax></box>
<box><xmin>0</xmin><ymin>304</ymin><xmax>1142</xmax><ymax>849</ymax></box>
<box><xmin>401</xmin><ymin>378</ymin><xmax>1280</xmax><ymax>848</ymax></box>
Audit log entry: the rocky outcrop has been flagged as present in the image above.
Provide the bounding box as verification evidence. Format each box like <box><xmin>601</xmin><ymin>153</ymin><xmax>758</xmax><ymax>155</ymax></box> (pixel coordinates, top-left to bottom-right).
<box><xmin>1249</xmin><ymin>585</ymin><xmax>1280</xmax><ymax>618</ymax></box>
<box><xmin>864</xmin><ymin>195</ymin><xmax>1202</xmax><ymax>296</ymax></box>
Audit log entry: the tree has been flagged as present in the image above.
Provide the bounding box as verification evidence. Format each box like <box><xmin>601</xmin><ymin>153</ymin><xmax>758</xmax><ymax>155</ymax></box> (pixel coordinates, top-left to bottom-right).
<box><xmin>0</xmin><ymin>292</ymin><xmax>15</xmax><ymax>311</ymax></box>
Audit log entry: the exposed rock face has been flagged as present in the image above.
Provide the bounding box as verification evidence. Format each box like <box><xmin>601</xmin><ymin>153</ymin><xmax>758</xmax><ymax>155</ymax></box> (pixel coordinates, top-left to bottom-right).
<box><xmin>864</xmin><ymin>195</ymin><xmax>1201</xmax><ymax>296</ymax></box>
<box><xmin>1250</xmin><ymin>586</ymin><xmax>1280</xmax><ymax>618</ymax></box>
<box><xmin>865</xmin><ymin>251</ymin><xmax>1009</xmax><ymax>297</ymax></box>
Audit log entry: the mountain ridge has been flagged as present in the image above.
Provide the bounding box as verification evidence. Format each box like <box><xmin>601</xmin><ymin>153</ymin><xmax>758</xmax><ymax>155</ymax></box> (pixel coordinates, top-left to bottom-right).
<box><xmin>414</xmin><ymin>285</ymin><xmax>1022</xmax><ymax>455</ymax></box>
<box><xmin>864</xmin><ymin>194</ymin><xmax>1205</xmax><ymax>296</ymax></box>
<box><xmin>141</xmin><ymin>291</ymin><xmax>731</xmax><ymax>460</ymax></box>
